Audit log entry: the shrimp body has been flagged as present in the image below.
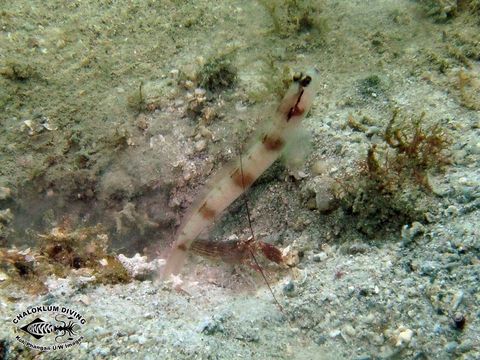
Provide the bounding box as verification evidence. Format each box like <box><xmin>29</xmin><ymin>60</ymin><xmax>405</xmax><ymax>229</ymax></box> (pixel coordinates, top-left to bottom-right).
<box><xmin>162</xmin><ymin>68</ymin><xmax>320</xmax><ymax>278</ymax></box>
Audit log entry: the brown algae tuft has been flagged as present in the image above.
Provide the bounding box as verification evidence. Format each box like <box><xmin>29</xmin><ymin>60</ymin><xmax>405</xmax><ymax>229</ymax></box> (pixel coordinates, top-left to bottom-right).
<box><xmin>196</xmin><ymin>53</ymin><xmax>238</xmax><ymax>93</ymax></box>
<box><xmin>338</xmin><ymin>109</ymin><xmax>451</xmax><ymax>236</ymax></box>
<box><xmin>0</xmin><ymin>224</ymin><xmax>131</xmax><ymax>295</ymax></box>
<box><xmin>369</xmin><ymin>109</ymin><xmax>451</xmax><ymax>191</ymax></box>
<box><xmin>258</xmin><ymin>0</ymin><xmax>327</xmax><ymax>38</ymax></box>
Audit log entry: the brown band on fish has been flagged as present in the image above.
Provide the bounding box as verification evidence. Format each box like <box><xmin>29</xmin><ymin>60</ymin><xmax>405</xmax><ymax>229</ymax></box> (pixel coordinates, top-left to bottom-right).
<box><xmin>177</xmin><ymin>243</ymin><xmax>188</xmax><ymax>251</ymax></box>
<box><xmin>231</xmin><ymin>168</ymin><xmax>255</xmax><ymax>189</ymax></box>
<box><xmin>198</xmin><ymin>202</ymin><xmax>216</xmax><ymax>220</ymax></box>
<box><xmin>262</xmin><ymin>134</ymin><xmax>285</xmax><ymax>151</ymax></box>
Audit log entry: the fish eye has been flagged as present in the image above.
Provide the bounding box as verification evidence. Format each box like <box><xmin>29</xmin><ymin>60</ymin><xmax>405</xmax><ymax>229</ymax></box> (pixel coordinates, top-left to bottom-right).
<box><xmin>300</xmin><ymin>75</ymin><xmax>312</xmax><ymax>87</ymax></box>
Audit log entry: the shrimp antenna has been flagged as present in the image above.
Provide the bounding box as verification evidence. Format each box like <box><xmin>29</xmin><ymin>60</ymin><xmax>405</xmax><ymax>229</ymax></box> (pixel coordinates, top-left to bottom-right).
<box><xmin>239</xmin><ymin>153</ymin><xmax>285</xmax><ymax>314</ymax></box>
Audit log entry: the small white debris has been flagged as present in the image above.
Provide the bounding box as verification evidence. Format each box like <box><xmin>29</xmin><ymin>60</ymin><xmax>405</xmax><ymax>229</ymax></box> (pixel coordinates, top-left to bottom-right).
<box><xmin>149</xmin><ymin>134</ymin><xmax>166</xmax><ymax>149</ymax></box>
<box><xmin>168</xmin><ymin>274</ymin><xmax>184</xmax><ymax>290</ymax></box>
<box><xmin>117</xmin><ymin>253</ymin><xmax>165</xmax><ymax>280</ymax></box>
<box><xmin>78</xmin><ymin>295</ymin><xmax>91</xmax><ymax>305</ymax></box>
<box><xmin>312</xmin><ymin>252</ymin><xmax>328</xmax><ymax>262</ymax></box>
<box><xmin>194</xmin><ymin>88</ymin><xmax>206</xmax><ymax>97</ymax></box>
<box><xmin>99</xmin><ymin>258</ymin><xmax>109</xmax><ymax>267</ymax></box>
<box><xmin>76</xmin><ymin>276</ymin><xmax>96</xmax><ymax>286</ymax></box>
<box><xmin>235</xmin><ymin>101</ymin><xmax>248</xmax><ymax>112</ymax></box>
<box><xmin>21</xmin><ymin>119</ymin><xmax>35</xmax><ymax>135</ymax></box>
<box><xmin>281</xmin><ymin>245</ymin><xmax>299</xmax><ymax>267</ymax></box>
<box><xmin>184</xmin><ymin>80</ymin><xmax>195</xmax><ymax>89</ymax></box>
<box><xmin>227</xmin><ymin>234</ymin><xmax>239</xmax><ymax>241</ymax></box>
<box><xmin>41</xmin><ymin>120</ymin><xmax>57</xmax><ymax>131</ymax></box>
<box><xmin>329</xmin><ymin>329</ymin><xmax>341</xmax><ymax>338</ymax></box>
<box><xmin>394</xmin><ymin>326</ymin><xmax>414</xmax><ymax>347</ymax></box>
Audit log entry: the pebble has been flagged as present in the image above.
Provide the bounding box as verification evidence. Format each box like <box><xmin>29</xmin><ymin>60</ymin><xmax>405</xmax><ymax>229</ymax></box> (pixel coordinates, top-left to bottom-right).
<box><xmin>470</xmin><ymin>141</ymin><xmax>480</xmax><ymax>155</ymax></box>
<box><xmin>444</xmin><ymin>205</ymin><xmax>459</xmax><ymax>217</ymax></box>
<box><xmin>433</xmin><ymin>324</ymin><xmax>444</xmax><ymax>334</ymax></box>
<box><xmin>78</xmin><ymin>295</ymin><xmax>91</xmax><ymax>305</ymax></box>
<box><xmin>198</xmin><ymin>125</ymin><xmax>213</xmax><ymax>139</ymax></box>
<box><xmin>311</xmin><ymin>160</ymin><xmax>330</xmax><ymax>175</ymax></box>
<box><xmin>0</xmin><ymin>186</ymin><xmax>11</xmax><ymax>200</ymax></box>
<box><xmin>356</xmin><ymin>355</ymin><xmax>372</xmax><ymax>360</ymax></box>
<box><xmin>419</xmin><ymin>261</ymin><xmax>438</xmax><ymax>276</ymax></box>
<box><xmin>184</xmin><ymin>80</ymin><xmax>194</xmax><ymax>89</ymax></box>
<box><xmin>315</xmin><ymin>189</ymin><xmax>335</xmax><ymax>212</ymax></box>
<box><xmin>343</xmin><ymin>324</ymin><xmax>356</xmax><ymax>337</ymax></box>
<box><xmin>401</xmin><ymin>222</ymin><xmax>425</xmax><ymax>244</ymax></box>
<box><xmin>362</xmin><ymin>313</ymin><xmax>375</xmax><ymax>324</ymax></box>
<box><xmin>394</xmin><ymin>326</ymin><xmax>413</xmax><ymax>347</ymax></box>
<box><xmin>451</xmin><ymin>290</ymin><xmax>464</xmax><ymax>310</ymax></box>
<box><xmin>457</xmin><ymin>340</ymin><xmax>474</xmax><ymax>353</ymax></box>
<box><xmin>312</xmin><ymin>252</ymin><xmax>328</xmax><ymax>262</ymax></box>
<box><xmin>445</xmin><ymin>341</ymin><xmax>458</xmax><ymax>353</ymax></box>
<box><xmin>0</xmin><ymin>209</ymin><xmax>13</xmax><ymax>223</ymax></box>
<box><xmin>282</xmin><ymin>281</ymin><xmax>296</xmax><ymax>297</ymax></box>
<box><xmin>198</xmin><ymin>318</ymin><xmax>224</xmax><ymax>335</ymax></box>
<box><xmin>195</xmin><ymin>139</ymin><xmax>207</xmax><ymax>152</ymax></box>
<box><xmin>93</xmin><ymin>347</ymin><xmax>110</xmax><ymax>356</ymax></box>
